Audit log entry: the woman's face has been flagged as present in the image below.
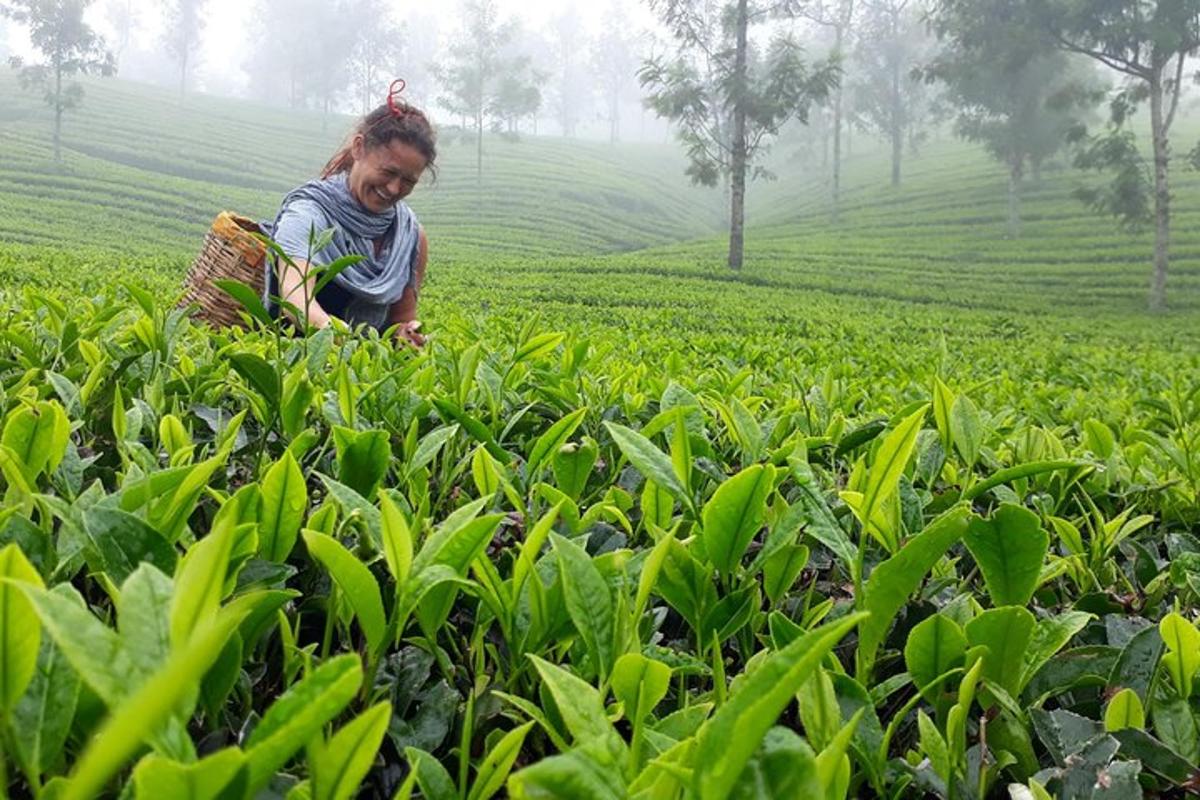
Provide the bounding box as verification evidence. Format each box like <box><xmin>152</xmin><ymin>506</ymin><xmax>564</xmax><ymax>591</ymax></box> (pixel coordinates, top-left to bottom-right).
<box><xmin>348</xmin><ymin>136</ymin><xmax>427</xmax><ymax>214</ymax></box>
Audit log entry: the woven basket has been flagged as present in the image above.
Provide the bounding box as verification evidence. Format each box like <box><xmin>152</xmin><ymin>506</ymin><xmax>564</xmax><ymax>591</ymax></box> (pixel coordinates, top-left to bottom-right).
<box><xmin>178</xmin><ymin>212</ymin><xmax>269</xmax><ymax>328</ymax></box>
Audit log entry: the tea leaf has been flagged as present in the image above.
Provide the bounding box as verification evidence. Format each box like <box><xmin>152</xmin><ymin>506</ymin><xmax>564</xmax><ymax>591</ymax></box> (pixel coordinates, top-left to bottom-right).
<box><xmin>310</xmin><ymin>701</ymin><xmax>391</xmax><ymax>800</ymax></box>
<box><xmin>245</xmin><ymin>653</ymin><xmax>363</xmax><ymax>793</ymax></box>
<box><xmin>259</xmin><ymin>450</ymin><xmax>307</xmax><ymax>562</ymax></box>
<box><xmin>963</xmin><ymin>503</ymin><xmax>1048</xmax><ymax>607</ymax></box>
<box><xmin>965</xmin><ymin>606</ymin><xmax>1036</xmax><ymax>698</ymax></box>
<box><xmin>701</xmin><ymin>464</ymin><xmax>775</xmax><ymax>580</ymax></box>
<box><xmin>552</xmin><ymin>533</ymin><xmax>616</xmax><ymax>681</ymax></box>
<box><xmin>528</xmin><ymin>407</ymin><xmax>587</xmax><ymax>479</ymax></box>
<box><xmin>467</xmin><ymin>721</ymin><xmax>536</xmax><ymax>800</ymax></box>
<box><xmin>612</xmin><ymin>653</ymin><xmax>671</xmax><ymax>725</ymax></box>
<box><xmin>692</xmin><ymin>612</ymin><xmax>866</xmax><ymax>800</ymax></box>
<box><xmin>858</xmin><ymin>505</ymin><xmax>972</xmax><ymax>678</ymax></box>
<box><xmin>1159</xmin><ymin>613</ymin><xmax>1200</xmax><ymax>699</ymax></box>
<box><xmin>1104</xmin><ymin>688</ymin><xmax>1145</xmax><ymax>732</ymax></box>
<box><xmin>604</xmin><ymin>422</ymin><xmax>694</xmax><ymax>516</ymax></box>
<box><xmin>12</xmin><ymin>637</ymin><xmax>81</xmax><ymax>777</ymax></box>
<box><xmin>63</xmin><ymin>601</ymin><xmax>252</xmax><ymax>800</ymax></box>
<box><xmin>0</xmin><ymin>543</ymin><xmax>44</xmax><ymax>711</ymax></box>
<box><xmin>302</xmin><ymin>530</ymin><xmax>386</xmax><ymax>658</ymax></box>
<box><xmin>131</xmin><ymin>747</ymin><xmax>248</xmax><ymax>800</ymax></box>
<box><xmin>905</xmin><ymin>613</ymin><xmax>967</xmax><ymax>703</ymax></box>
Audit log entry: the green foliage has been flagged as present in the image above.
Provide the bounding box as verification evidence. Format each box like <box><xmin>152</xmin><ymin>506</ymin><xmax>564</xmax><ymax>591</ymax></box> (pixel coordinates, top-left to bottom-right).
<box><xmin>0</xmin><ymin>84</ymin><xmax>1199</xmax><ymax>795</ymax></box>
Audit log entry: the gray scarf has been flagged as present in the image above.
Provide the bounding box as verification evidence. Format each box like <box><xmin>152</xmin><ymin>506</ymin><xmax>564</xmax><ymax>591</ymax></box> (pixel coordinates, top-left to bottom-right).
<box><xmin>263</xmin><ymin>172</ymin><xmax>420</xmax><ymax>328</ymax></box>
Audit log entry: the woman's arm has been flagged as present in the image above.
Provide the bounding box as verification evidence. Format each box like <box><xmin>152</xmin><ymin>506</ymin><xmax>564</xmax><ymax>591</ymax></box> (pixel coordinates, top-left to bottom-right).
<box><xmin>388</xmin><ymin>227</ymin><xmax>428</xmax><ymax>345</ymax></box>
<box><xmin>276</xmin><ymin>256</ymin><xmax>335</xmax><ymax>330</ymax></box>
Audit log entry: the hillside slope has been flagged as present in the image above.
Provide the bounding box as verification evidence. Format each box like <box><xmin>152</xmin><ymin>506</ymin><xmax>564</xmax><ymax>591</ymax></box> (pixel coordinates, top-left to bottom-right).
<box><xmin>0</xmin><ymin>72</ymin><xmax>722</xmax><ymax>264</ymax></box>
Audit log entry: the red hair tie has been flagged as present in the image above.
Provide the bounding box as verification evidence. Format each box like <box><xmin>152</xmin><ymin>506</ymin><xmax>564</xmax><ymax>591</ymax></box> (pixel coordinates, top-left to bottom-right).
<box><xmin>387</xmin><ymin>79</ymin><xmax>408</xmax><ymax>117</ymax></box>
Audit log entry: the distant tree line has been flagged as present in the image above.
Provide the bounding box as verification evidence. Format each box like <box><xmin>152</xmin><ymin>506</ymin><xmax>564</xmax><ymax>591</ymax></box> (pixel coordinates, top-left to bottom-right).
<box><xmin>642</xmin><ymin>0</ymin><xmax>1197</xmax><ymax>309</ymax></box>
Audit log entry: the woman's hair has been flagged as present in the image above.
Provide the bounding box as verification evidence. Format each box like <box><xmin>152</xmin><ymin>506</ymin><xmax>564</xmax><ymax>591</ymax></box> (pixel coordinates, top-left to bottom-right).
<box><xmin>321</xmin><ymin>90</ymin><xmax>437</xmax><ymax>180</ymax></box>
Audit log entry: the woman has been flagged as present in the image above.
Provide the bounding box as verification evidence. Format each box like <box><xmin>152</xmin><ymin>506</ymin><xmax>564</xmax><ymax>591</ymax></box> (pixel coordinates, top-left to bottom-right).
<box><xmin>264</xmin><ymin>80</ymin><xmax>435</xmax><ymax>347</ymax></box>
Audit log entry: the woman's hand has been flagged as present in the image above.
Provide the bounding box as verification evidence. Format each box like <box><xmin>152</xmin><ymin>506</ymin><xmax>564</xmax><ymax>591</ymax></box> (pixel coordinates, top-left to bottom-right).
<box><xmin>394</xmin><ymin>319</ymin><xmax>426</xmax><ymax>348</ymax></box>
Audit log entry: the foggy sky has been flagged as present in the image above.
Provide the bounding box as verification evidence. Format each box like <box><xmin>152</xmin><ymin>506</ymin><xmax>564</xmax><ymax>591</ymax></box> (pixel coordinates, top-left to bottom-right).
<box><xmin>4</xmin><ymin>0</ymin><xmax>659</xmax><ymax>96</ymax></box>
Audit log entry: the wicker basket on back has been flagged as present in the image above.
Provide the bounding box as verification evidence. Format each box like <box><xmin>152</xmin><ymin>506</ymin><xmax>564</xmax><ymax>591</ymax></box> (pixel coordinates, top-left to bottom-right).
<box><xmin>178</xmin><ymin>212</ymin><xmax>270</xmax><ymax>328</ymax></box>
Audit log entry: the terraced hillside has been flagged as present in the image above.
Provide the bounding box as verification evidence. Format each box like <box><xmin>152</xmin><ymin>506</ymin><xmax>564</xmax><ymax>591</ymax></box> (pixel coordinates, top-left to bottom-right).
<box><xmin>0</xmin><ymin>72</ymin><xmax>721</xmax><ymax>282</ymax></box>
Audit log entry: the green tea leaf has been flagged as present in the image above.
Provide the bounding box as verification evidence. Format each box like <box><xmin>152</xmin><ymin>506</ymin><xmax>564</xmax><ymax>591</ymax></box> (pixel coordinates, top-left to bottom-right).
<box><xmin>259</xmin><ymin>450</ymin><xmax>307</xmax><ymax>562</ymax></box>
<box><xmin>858</xmin><ymin>405</ymin><xmax>928</xmax><ymax>534</ymax></box>
<box><xmin>965</xmin><ymin>606</ymin><xmax>1036</xmax><ymax>698</ymax></box>
<box><xmin>310</xmin><ymin>701</ymin><xmax>391</xmax><ymax>800</ymax></box>
<box><xmin>904</xmin><ymin>613</ymin><xmax>966</xmax><ymax>703</ymax></box>
<box><xmin>12</xmin><ymin>637</ymin><xmax>81</xmax><ymax>777</ymax></box>
<box><xmin>118</xmin><ymin>563</ymin><xmax>174</xmax><ymax>678</ymax></box>
<box><xmin>1159</xmin><ymin>613</ymin><xmax>1200</xmax><ymax>699</ymax></box>
<box><xmin>729</xmin><ymin>727</ymin><xmax>820</xmax><ymax>800</ymax></box>
<box><xmin>132</xmin><ymin>748</ymin><xmax>248</xmax><ymax>800</ymax></box>
<box><xmin>858</xmin><ymin>505</ymin><xmax>972</xmax><ymax>678</ymax></box>
<box><xmin>380</xmin><ymin>491</ymin><xmax>413</xmax><ymax>587</ymax></box>
<box><xmin>228</xmin><ymin>352</ymin><xmax>280</xmax><ymax>407</ymax></box>
<box><xmin>949</xmin><ymin>395</ymin><xmax>982</xmax><ymax>467</ymax></box>
<box><xmin>171</xmin><ymin>513</ymin><xmax>239</xmax><ymax>648</ymax></box>
<box><xmin>552</xmin><ymin>437</ymin><xmax>598</xmax><ymax>501</ymax></box>
<box><xmin>1019</xmin><ymin>611</ymin><xmax>1092</xmax><ymax>695</ymax></box>
<box><xmin>692</xmin><ymin>612</ymin><xmax>866</xmax><ymax>800</ymax></box>
<box><xmin>0</xmin><ymin>543</ymin><xmax>44</xmax><ymax>711</ymax></box>
<box><xmin>612</xmin><ymin>653</ymin><xmax>671</xmax><ymax>725</ymax></box>
<box><xmin>761</xmin><ymin>544</ymin><xmax>808</xmax><ymax>605</ymax></box>
<box><xmin>62</xmin><ymin>602</ymin><xmax>252</xmax><ymax>800</ymax></box>
<box><xmin>604</xmin><ymin>422</ymin><xmax>694</xmax><ymax>516</ymax></box>
<box><xmin>508</xmin><ymin>737</ymin><xmax>627</xmax><ymax>800</ymax></box>
<box><xmin>962</xmin><ymin>503</ymin><xmax>1048</xmax><ymax>607</ymax></box>
<box><xmin>302</xmin><ymin>530</ymin><xmax>386</xmax><ymax>658</ymax></box>
<box><xmin>527</xmin><ymin>655</ymin><xmax>622</xmax><ymax>750</ymax></box>
<box><xmin>701</xmin><ymin>464</ymin><xmax>775</xmax><ymax>580</ymax></box>
<box><xmin>552</xmin><ymin>533</ymin><xmax>616</xmax><ymax>681</ymax></box>
<box><xmin>467</xmin><ymin>721</ymin><xmax>536</xmax><ymax>800</ymax></box>
<box><xmin>1104</xmin><ymin>688</ymin><xmax>1145</xmax><ymax>732</ymax></box>
<box><xmin>245</xmin><ymin>653</ymin><xmax>363</xmax><ymax>793</ymax></box>
<box><xmin>528</xmin><ymin>408</ymin><xmax>587</xmax><ymax>479</ymax></box>
<box><xmin>333</xmin><ymin>427</ymin><xmax>391</xmax><ymax>499</ymax></box>
<box><xmin>404</xmin><ymin>747</ymin><xmax>457</xmax><ymax>800</ymax></box>
<box><xmin>81</xmin><ymin>506</ymin><xmax>177</xmax><ymax>585</ymax></box>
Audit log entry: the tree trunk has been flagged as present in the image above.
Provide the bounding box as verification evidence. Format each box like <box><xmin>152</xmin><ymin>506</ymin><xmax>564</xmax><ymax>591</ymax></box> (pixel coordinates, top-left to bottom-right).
<box><xmin>610</xmin><ymin>89</ymin><xmax>620</xmax><ymax>144</ymax></box>
<box><xmin>1007</xmin><ymin>163</ymin><xmax>1021</xmax><ymax>239</ymax></box>
<box><xmin>1149</xmin><ymin>76</ymin><xmax>1169</xmax><ymax>312</ymax></box>
<box><xmin>831</xmin><ymin>23</ymin><xmax>844</xmax><ymax>223</ymax></box>
<box><xmin>890</xmin><ymin>35</ymin><xmax>902</xmax><ymax>187</ymax></box>
<box><xmin>180</xmin><ymin>45</ymin><xmax>188</xmax><ymax>98</ymax></box>
<box><xmin>53</xmin><ymin>61</ymin><xmax>62</xmax><ymax>162</ymax></box>
<box><xmin>727</xmin><ymin>0</ymin><xmax>749</xmax><ymax>271</ymax></box>
<box><xmin>476</xmin><ymin>110</ymin><xmax>484</xmax><ymax>190</ymax></box>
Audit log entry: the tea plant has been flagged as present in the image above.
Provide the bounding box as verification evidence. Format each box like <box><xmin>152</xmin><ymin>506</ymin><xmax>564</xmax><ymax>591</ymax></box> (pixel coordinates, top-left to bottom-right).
<box><xmin>0</xmin><ymin>277</ymin><xmax>1197</xmax><ymax>798</ymax></box>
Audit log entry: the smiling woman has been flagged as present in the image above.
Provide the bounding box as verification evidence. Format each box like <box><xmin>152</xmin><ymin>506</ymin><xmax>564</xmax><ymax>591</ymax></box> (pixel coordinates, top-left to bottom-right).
<box><xmin>263</xmin><ymin>80</ymin><xmax>436</xmax><ymax>346</ymax></box>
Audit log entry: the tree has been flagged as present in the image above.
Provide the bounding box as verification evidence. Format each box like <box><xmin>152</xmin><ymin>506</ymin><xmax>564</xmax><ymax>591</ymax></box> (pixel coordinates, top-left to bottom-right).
<box><xmin>800</xmin><ymin>0</ymin><xmax>856</xmax><ymax>221</ymax></box>
<box><xmin>546</xmin><ymin>3</ymin><xmax>591</xmax><ymax>137</ymax></box>
<box><xmin>394</xmin><ymin>11</ymin><xmax>440</xmax><ymax>109</ymax></box>
<box><xmin>163</xmin><ymin>0</ymin><xmax>205</xmax><ymax>97</ymax></box>
<box><xmin>2</xmin><ymin>0</ymin><xmax>114</xmax><ymax>161</ymax></box>
<box><xmin>436</xmin><ymin>0</ymin><xmax>540</xmax><ymax>186</ymax></box>
<box><xmin>850</xmin><ymin>0</ymin><xmax>934</xmax><ymax>186</ymax></box>
<box><xmin>1025</xmin><ymin>0</ymin><xmax>1200</xmax><ymax>311</ymax></box>
<box><xmin>926</xmin><ymin>0</ymin><xmax>1103</xmax><ymax>237</ymax></box>
<box><xmin>243</xmin><ymin>0</ymin><xmax>352</xmax><ymax>123</ymax></box>
<box><xmin>346</xmin><ymin>0</ymin><xmax>401</xmax><ymax>115</ymax></box>
<box><xmin>593</xmin><ymin>1</ymin><xmax>642</xmax><ymax>143</ymax></box>
<box><xmin>103</xmin><ymin>0</ymin><xmax>136</xmax><ymax>68</ymax></box>
<box><xmin>642</xmin><ymin>0</ymin><xmax>837</xmax><ymax>270</ymax></box>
